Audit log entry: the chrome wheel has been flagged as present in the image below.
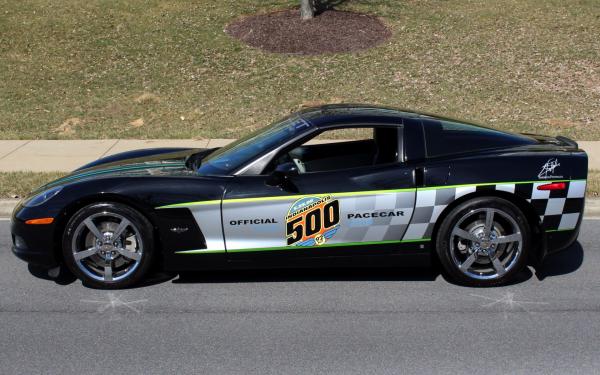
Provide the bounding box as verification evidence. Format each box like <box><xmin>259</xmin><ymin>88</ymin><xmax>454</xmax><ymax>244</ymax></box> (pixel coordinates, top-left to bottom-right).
<box><xmin>450</xmin><ymin>208</ymin><xmax>523</xmax><ymax>280</ymax></box>
<box><xmin>71</xmin><ymin>212</ymin><xmax>143</xmax><ymax>282</ymax></box>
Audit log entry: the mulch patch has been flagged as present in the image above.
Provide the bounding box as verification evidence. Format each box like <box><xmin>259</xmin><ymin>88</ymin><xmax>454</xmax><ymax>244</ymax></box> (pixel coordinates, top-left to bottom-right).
<box><xmin>225</xmin><ymin>9</ymin><xmax>391</xmax><ymax>55</ymax></box>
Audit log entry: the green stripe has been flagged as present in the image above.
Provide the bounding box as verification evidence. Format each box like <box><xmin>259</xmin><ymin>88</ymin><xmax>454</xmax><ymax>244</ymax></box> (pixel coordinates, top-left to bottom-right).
<box><xmin>545</xmin><ymin>228</ymin><xmax>575</xmax><ymax>233</ymax></box>
<box><xmin>175</xmin><ymin>249</ymin><xmax>227</xmax><ymax>254</ymax></box>
<box><xmin>175</xmin><ymin>238</ymin><xmax>431</xmax><ymax>254</ymax></box>
<box><xmin>157</xmin><ymin>188</ymin><xmax>414</xmax><ymax>209</ymax></box>
<box><xmin>50</xmin><ymin>162</ymin><xmax>185</xmax><ymax>187</ymax></box>
<box><xmin>157</xmin><ymin>199</ymin><xmax>221</xmax><ymax>209</ymax></box>
<box><xmin>157</xmin><ymin>178</ymin><xmax>585</xmax><ymax>209</ymax></box>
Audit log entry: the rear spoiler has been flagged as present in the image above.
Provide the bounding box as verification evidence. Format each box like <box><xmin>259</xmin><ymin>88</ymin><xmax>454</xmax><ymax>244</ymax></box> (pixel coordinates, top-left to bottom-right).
<box><xmin>555</xmin><ymin>136</ymin><xmax>578</xmax><ymax>149</ymax></box>
<box><xmin>520</xmin><ymin>132</ymin><xmax>579</xmax><ymax>149</ymax></box>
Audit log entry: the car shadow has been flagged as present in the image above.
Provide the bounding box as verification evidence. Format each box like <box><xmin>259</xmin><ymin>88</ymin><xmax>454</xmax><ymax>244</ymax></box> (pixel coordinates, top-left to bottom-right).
<box><xmin>27</xmin><ymin>264</ymin><xmax>177</xmax><ymax>289</ymax></box>
<box><xmin>173</xmin><ymin>241</ymin><xmax>585</xmax><ymax>287</ymax></box>
<box><xmin>27</xmin><ymin>241</ymin><xmax>584</xmax><ymax>288</ymax></box>
<box><xmin>173</xmin><ymin>266</ymin><xmax>440</xmax><ymax>284</ymax></box>
<box><xmin>28</xmin><ymin>264</ymin><xmax>77</xmax><ymax>286</ymax></box>
<box><xmin>535</xmin><ymin>241</ymin><xmax>584</xmax><ymax>281</ymax></box>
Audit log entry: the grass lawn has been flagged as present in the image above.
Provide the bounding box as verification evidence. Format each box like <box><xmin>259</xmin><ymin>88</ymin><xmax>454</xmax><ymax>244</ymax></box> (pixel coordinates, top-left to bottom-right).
<box><xmin>588</xmin><ymin>170</ymin><xmax>600</xmax><ymax>198</ymax></box>
<box><xmin>1</xmin><ymin>171</ymin><xmax>598</xmax><ymax>200</ymax></box>
<box><xmin>0</xmin><ymin>172</ymin><xmax>65</xmax><ymax>199</ymax></box>
<box><xmin>1</xmin><ymin>0</ymin><xmax>599</xmax><ymax>140</ymax></box>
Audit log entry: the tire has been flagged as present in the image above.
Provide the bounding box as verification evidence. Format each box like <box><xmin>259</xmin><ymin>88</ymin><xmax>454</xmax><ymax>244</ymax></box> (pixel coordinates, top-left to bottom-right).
<box><xmin>62</xmin><ymin>202</ymin><xmax>155</xmax><ymax>289</ymax></box>
<box><xmin>435</xmin><ymin>197</ymin><xmax>531</xmax><ymax>287</ymax></box>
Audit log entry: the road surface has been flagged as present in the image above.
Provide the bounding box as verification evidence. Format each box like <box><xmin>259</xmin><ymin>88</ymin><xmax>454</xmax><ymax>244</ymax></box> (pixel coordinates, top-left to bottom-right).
<box><xmin>1</xmin><ymin>219</ymin><xmax>599</xmax><ymax>374</ymax></box>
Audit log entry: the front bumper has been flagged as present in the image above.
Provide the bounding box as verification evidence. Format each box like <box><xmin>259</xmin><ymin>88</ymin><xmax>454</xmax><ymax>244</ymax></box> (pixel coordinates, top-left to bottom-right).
<box><xmin>12</xmin><ymin>243</ymin><xmax>58</xmax><ymax>267</ymax></box>
<box><xmin>10</xmin><ymin>206</ymin><xmax>59</xmax><ymax>268</ymax></box>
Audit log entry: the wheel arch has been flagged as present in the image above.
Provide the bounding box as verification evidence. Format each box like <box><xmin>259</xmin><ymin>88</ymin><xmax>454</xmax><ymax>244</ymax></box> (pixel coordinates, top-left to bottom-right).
<box><xmin>51</xmin><ymin>194</ymin><xmax>161</xmax><ymax>264</ymax></box>
<box><xmin>429</xmin><ymin>190</ymin><xmax>543</xmax><ymax>262</ymax></box>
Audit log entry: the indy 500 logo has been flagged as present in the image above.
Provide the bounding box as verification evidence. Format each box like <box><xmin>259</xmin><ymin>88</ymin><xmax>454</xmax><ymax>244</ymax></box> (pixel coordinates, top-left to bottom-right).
<box><xmin>285</xmin><ymin>195</ymin><xmax>340</xmax><ymax>246</ymax></box>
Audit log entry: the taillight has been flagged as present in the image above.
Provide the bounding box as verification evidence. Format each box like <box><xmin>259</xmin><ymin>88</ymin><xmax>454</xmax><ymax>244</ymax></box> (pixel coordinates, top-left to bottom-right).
<box><xmin>537</xmin><ymin>182</ymin><xmax>566</xmax><ymax>191</ymax></box>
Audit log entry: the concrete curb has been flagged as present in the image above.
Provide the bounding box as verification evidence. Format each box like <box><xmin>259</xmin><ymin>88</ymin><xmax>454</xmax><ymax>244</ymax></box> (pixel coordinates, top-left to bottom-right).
<box><xmin>0</xmin><ymin>139</ymin><xmax>234</xmax><ymax>172</ymax></box>
<box><xmin>584</xmin><ymin>198</ymin><xmax>600</xmax><ymax>218</ymax></box>
<box><xmin>0</xmin><ymin>199</ymin><xmax>18</xmax><ymax>218</ymax></box>
<box><xmin>2</xmin><ymin>198</ymin><xmax>600</xmax><ymax>218</ymax></box>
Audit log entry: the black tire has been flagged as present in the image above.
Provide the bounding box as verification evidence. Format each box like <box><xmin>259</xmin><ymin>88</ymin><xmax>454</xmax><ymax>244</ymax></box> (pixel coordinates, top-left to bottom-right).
<box><xmin>435</xmin><ymin>197</ymin><xmax>531</xmax><ymax>287</ymax></box>
<box><xmin>62</xmin><ymin>202</ymin><xmax>155</xmax><ymax>289</ymax></box>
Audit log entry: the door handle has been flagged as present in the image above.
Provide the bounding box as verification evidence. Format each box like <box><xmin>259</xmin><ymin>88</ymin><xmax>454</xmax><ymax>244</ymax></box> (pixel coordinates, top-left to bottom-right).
<box><xmin>415</xmin><ymin>167</ymin><xmax>425</xmax><ymax>187</ymax></box>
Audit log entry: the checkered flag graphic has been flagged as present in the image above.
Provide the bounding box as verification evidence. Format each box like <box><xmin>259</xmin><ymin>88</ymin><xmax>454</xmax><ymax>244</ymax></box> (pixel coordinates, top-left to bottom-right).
<box><xmin>403</xmin><ymin>180</ymin><xmax>586</xmax><ymax>240</ymax></box>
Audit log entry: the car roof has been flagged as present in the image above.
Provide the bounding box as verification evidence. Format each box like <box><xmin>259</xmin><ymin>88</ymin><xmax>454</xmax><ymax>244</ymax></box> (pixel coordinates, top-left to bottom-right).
<box><xmin>296</xmin><ymin>103</ymin><xmax>487</xmax><ymax>129</ymax></box>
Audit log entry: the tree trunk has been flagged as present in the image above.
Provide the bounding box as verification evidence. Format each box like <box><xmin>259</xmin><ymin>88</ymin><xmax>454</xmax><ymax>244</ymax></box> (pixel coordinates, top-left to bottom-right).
<box><xmin>300</xmin><ymin>0</ymin><xmax>315</xmax><ymax>20</ymax></box>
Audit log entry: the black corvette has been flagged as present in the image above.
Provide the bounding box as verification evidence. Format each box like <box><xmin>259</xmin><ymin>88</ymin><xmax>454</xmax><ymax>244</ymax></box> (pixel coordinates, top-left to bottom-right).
<box><xmin>11</xmin><ymin>104</ymin><xmax>588</xmax><ymax>288</ymax></box>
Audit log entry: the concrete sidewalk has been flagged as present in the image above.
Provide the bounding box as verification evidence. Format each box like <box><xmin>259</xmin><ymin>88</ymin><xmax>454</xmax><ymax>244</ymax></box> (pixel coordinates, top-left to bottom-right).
<box><xmin>0</xmin><ymin>139</ymin><xmax>234</xmax><ymax>172</ymax></box>
<box><xmin>0</xmin><ymin>139</ymin><xmax>598</xmax><ymax>172</ymax></box>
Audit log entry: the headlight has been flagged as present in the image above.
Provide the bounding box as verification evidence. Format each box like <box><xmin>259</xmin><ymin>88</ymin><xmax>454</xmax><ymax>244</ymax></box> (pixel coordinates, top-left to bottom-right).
<box><xmin>22</xmin><ymin>186</ymin><xmax>63</xmax><ymax>207</ymax></box>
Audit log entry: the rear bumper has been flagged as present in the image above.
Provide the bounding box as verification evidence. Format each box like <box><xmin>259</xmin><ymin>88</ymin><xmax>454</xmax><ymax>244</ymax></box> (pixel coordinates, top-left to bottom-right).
<box><xmin>544</xmin><ymin>227</ymin><xmax>581</xmax><ymax>256</ymax></box>
<box><xmin>540</xmin><ymin>194</ymin><xmax>585</xmax><ymax>258</ymax></box>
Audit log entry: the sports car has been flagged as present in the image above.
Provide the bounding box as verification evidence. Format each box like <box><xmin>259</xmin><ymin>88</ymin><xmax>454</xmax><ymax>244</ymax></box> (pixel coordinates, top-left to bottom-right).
<box><xmin>11</xmin><ymin>104</ymin><xmax>588</xmax><ymax>288</ymax></box>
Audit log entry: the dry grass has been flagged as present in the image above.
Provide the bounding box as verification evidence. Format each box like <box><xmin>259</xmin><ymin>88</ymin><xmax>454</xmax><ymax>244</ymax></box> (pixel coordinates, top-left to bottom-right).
<box><xmin>0</xmin><ymin>172</ymin><xmax>65</xmax><ymax>199</ymax></box>
<box><xmin>0</xmin><ymin>0</ymin><xmax>599</xmax><ymax>140</ymax></box>
<box><xmin>588</xmin><ymin>170</ymin><xmax>600</xmax><ymax>198</ymax></box>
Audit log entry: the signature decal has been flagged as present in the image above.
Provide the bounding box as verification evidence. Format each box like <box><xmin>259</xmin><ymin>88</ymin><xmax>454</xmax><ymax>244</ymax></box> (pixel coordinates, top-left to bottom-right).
<box><xmin>538</xmin><ymin>158</ymin><xmax>562</xmax><ymax>179</ymax></box>
<box><xmin>285</xmin><ymin>195</ymin><xmax>340</xmax><ymax>246</ymax></box>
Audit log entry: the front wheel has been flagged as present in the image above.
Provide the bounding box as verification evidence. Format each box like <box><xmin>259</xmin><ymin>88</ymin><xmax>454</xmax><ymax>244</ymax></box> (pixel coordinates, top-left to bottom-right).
<box><xmin>62</xmin><ymin>202</ymin><xmax>155</xmax><ymax>289</ymax></box>
<box><xmin>435</xmin><ymin>197</ymin><xmax>531</xmax><ymax>286</ymax></box>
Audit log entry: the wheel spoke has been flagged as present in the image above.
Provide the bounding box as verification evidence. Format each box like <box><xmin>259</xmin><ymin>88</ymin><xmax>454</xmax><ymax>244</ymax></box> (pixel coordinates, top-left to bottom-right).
<box><xmin>450</xmin><ymin>207</ymin><xmax>523</xmax><ymax>280</ymax></box>
<box><xmin>112</xmin><ymin>218</ymin><xmax>131</xmax><ymax>239</ymax></box>
<box><xmin>73</xmin><ymin>212</ymin><xmax>144</xmax><ymax>283</ymax></box>
<box><xmin>493</xmin><ymin>233</ymin><xmax>522</xmax><ymax>244</ymax></box>
<box><xmin>104</xmin><ymin>262</ymin><xmax>113</xmax><ymax>281</ymax></box>
<box><xmin>116</xmin><ymin>247</ymin><xmax>141</xmax><ymax>261</ymax></box>
<box><xmin>73</xmin><ymin>247</ymin><xmax>98</xmax><ymax>261</ymax></box>
<box><xmin>491</xmin><ymin>257</ymin><xmax>506</xmax><ymax>276</ymax></box>
<box><xmin>460</xmin><ymin>253</ymin><xmax>478</xmax><ymax>270</ymax></box>
<box><xmin>84</xmin><ymin>218</ymin><xmax>104</xmax><ymax>240</ymax></box>
<box><xmin>452</xmin><ymin>228</ymin><xmax>479</xmax><ymax>243</ymax></box>
<box><xmin>484</xmin><ymin>209</ymin><xmax>494</xmax><ymax>235</ymax></box>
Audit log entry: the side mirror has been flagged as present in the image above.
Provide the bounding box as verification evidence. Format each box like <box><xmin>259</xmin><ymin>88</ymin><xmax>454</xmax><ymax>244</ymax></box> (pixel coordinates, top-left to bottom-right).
<box><xmin>266</xmin><ymin>162</ymin><xmax>299</xmax><ymax>189</ymax></box>
<box><xmin>274</xmin><ymin>162</ymin><xmax>298</xmax><ymax>176</ymax></box>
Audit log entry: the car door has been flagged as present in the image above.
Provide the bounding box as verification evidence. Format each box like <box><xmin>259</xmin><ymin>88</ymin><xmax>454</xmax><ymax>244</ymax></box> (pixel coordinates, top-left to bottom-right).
<box><xmin>221</xmin><ymin>125</ymin><xmax>418</xmax><ymax>260</ymax></box>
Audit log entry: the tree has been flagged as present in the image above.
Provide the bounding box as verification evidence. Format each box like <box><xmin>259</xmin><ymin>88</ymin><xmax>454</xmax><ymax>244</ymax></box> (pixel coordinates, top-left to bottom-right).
<box><xmin>300</xmin><ymin>0</ymin><xmax>317</xmax><ymax>20</ymax></box>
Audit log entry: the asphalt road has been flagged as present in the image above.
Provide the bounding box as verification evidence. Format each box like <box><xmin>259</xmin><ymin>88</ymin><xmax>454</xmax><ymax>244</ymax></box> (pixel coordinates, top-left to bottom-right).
<box><xmin>1</xmin><ymin>220</ymin><xmax>599</xmax><ymax>375</ymax></box>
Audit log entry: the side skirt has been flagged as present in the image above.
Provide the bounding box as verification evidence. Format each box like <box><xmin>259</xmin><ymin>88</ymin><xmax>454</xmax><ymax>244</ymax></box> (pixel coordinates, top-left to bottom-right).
<box><xmin>163</xmin><ymin>241</ymin><xmax>432</xmax><ymax>271</ymax></box>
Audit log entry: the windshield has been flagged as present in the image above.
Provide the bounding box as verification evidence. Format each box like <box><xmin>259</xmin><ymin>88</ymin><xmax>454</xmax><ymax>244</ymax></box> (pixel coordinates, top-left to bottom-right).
<box><xmin>197</xmin><ymin>115</ymin><xmax>313</xmax><ymax>175</ymax></box>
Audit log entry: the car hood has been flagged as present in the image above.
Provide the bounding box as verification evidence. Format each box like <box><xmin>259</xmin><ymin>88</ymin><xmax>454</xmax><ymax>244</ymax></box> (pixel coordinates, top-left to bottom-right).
<box><xmin>40</xmin><ymin>148</ymin><xmax>211</xmax><ymax>190</ymax></box>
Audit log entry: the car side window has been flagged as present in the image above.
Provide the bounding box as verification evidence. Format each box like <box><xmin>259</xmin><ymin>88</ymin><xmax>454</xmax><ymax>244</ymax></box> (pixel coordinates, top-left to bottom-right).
<box><xmin>422</xmin><ymin>119</ymin><xmax>534</xmax><ymax>158</ymax></box>
<box><xmin>266</xmin><ymin>125</ymin><xmax>402</xmax><ymax>174</ymax></box>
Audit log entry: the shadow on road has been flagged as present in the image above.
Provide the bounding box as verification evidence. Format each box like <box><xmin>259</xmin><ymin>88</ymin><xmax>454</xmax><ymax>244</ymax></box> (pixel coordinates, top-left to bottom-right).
<box><xmin>25</xmin><ymin>241</ymin><xmax>584</xmax><ymax>288</ymax></box>
<box><xmin>174</xmin><ymin>266</ymin><xmax>440</xmax><ymax>284</ymax></box>
<box><xmin>28</xmin><ymin>264</ymin><xmax>77</xmax><ymax>285</ymax></box>
<box><xmin>27</xmin><ymin>264</ymin><xmax>177</xmax><ymax>289</ymax></box>
<box><xmin>535</xmin><ymin>241</ymin><xmax>584</xmax><ymax>280</ymax></box>
<box><xmin>171</xmin><ymin>241</ymin><xmax>585</xmax><ymax>286</ymax></box>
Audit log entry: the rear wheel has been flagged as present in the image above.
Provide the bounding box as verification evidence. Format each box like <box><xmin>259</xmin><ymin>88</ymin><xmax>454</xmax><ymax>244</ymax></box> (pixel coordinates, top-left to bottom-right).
<box><xmin>435</xmin><ymin>197</ymin><xmax>531</xmax><ymax>286</ymax></box>
<box><xmin>62</xmin><ymin>202</ymin><xmax>154</xmax><ymax>289</ymax></box>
